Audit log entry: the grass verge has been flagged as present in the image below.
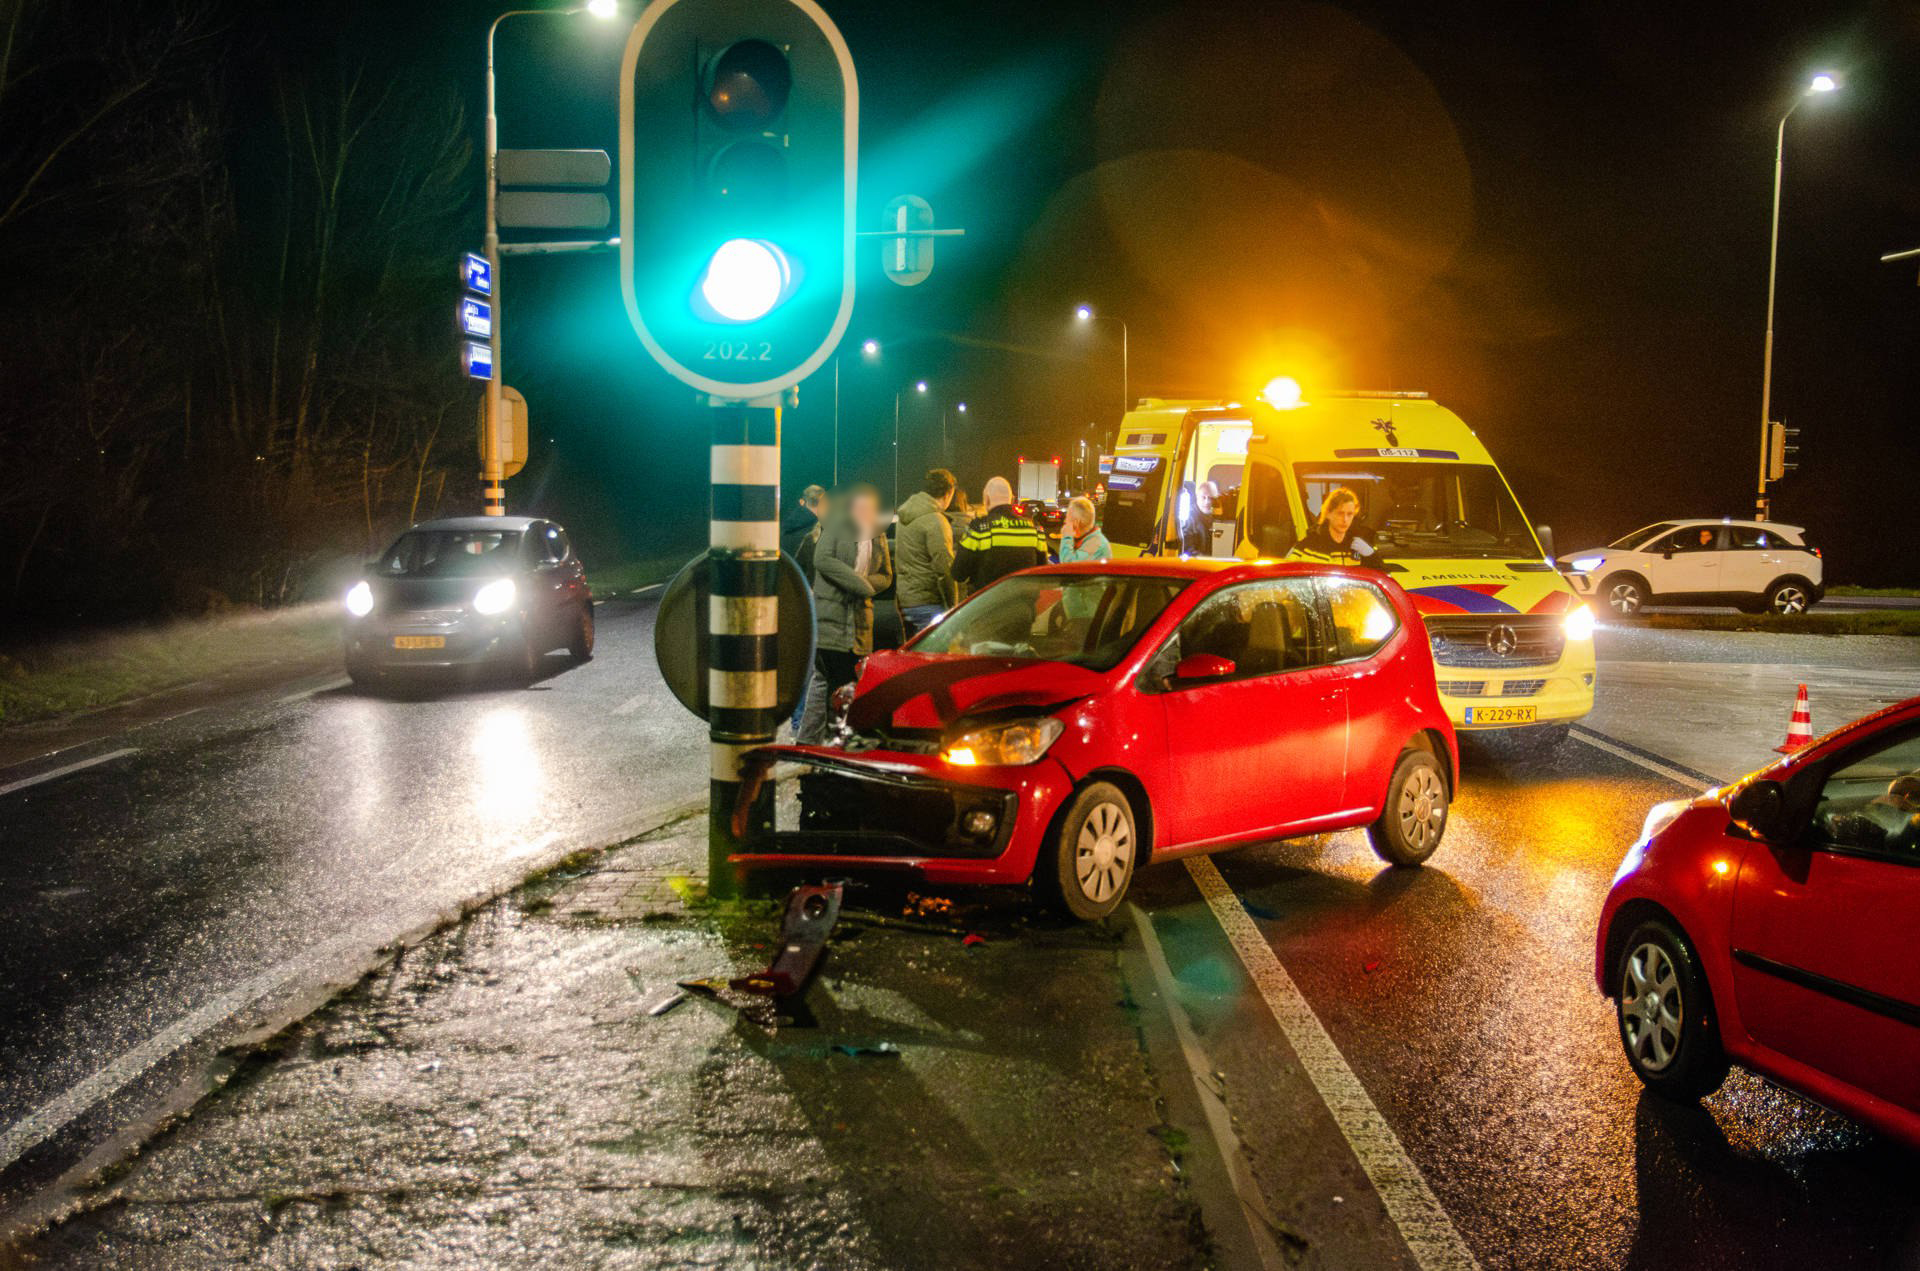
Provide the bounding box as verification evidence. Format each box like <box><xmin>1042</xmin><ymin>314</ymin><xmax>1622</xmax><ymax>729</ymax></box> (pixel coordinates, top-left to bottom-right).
<box><xmin>586</xmin><ymin>554</ymin><xmax>689</xmax><ymax>599</ymax></box>
<box><xmin>0</xmin><ymin>606</ymin><xmax>338</xmax><ymax>727</ymax></box>
<box><xmin>1827</xmin><ymin>585</ymin><xmax>1920</xmax><ymax>598</ymax></box>
<box><xmin>1626</xmin><ymin>610</ymin><xmax>1920</xmax><ymax>637</ymax></box>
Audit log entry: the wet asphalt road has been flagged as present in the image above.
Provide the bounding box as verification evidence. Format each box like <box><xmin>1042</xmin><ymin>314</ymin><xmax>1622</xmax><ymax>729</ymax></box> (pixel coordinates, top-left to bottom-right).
<box><xmin>3</xmin><ymin>608</ymin><xmax>1917</xmax><ymax>1266</ymax></box>
<box><xmin>0</xmin><ymin>594</ymin><xmax>706</xmax><ymax>1193</ymax></box>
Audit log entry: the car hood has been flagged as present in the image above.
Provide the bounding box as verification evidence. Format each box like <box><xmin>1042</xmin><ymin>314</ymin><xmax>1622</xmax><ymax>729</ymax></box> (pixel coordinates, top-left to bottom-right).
<box><xmin>848</xmin><ymin>651</ymin><xmax>1106</xmax><ymax>733</ymax></box>
<box><xmin>1385</xmin><ymin>560</ymin><xmax>1578</xmax><ymax>618</ymax></box>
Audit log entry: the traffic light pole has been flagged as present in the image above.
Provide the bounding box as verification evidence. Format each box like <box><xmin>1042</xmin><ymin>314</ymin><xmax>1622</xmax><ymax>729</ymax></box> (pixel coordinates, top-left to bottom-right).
<box><xmin>480</xmin><ymin>12</ymin><xmax>521</xmax><ymax>518</ymax></box>
<box><xmin>705</xmin><ymin>398</ymin><xmax>783</xmax><ymax>899</ymax></box>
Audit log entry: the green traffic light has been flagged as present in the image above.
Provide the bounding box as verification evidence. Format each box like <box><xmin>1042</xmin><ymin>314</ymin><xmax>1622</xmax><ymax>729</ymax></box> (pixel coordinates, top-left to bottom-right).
<box><xmin>699</xmin><ymin>238</ymin><xmax>790</xmax><ymax>322</ymax></box>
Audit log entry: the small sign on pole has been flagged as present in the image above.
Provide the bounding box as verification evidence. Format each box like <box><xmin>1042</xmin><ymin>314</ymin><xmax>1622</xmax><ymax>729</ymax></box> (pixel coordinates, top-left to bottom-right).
<box><xmin>459</xmin><ymin>298</ymin><xmax>493</xmax><ymax>340</ymax></box>
<box><xmin>478</xmin><ymin>386</ymin><xmax>528</xmax><ymax>479</ymax></box>
<box><xmin>463</xmin><ymin>341</ymin><xmax>493</xmax><ymax>380</ymax></box>
<box><xmin>463</xmin><ymin>253</ymin><xmax>492</xmax><ymax>296</ymax></box>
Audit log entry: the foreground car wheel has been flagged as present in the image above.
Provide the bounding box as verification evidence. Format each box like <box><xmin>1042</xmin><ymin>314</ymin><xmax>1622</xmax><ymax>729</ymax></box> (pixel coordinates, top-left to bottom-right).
<box><xmin>569</xmin><ymin>604</ymin><xmax>595</xmax><ymax>661</ymax></box>
<box><xmin>1368</xmin><ymin>749</ymin><xmax>1448</xmax><ymax>866</ymax></box>
<box><xmin>1600</xmin><ymin>574</ymin><xmax>1646</xmax><ymax>616</ymax></box>
<box><xmin>1614</xmin><ymin>918</ymin><xmax>1729</xmax><ymax>1101</ymax></box>
<box><xmin>1765</xmin><ymin>579</ymin><xmax>1812</xmax><ymax>616</ymax></box>
<box><xmin>1043</xmin><ymin>782</ymin><xmax>1137</xmax><ymax>921</ymax></box>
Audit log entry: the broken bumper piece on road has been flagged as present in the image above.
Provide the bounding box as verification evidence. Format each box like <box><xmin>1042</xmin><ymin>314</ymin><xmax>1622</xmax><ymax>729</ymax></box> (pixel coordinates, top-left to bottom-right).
<box><xmin>728</xmin><ymin>743</ymin><xmax>1069</xmax><ymax>886</ymax></box>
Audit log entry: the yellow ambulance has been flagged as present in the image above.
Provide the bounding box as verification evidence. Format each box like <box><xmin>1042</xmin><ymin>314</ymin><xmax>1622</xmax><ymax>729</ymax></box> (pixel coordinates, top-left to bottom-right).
<box><xmin>1101</xmin><ymin>389</ymin><xmax>1595</xmax><ymax>737</ymax></box>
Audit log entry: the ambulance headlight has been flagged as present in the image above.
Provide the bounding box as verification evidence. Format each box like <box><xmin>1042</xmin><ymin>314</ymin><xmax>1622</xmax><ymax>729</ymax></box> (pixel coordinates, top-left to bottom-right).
<box><xmin>942</xmin><ymin>717</ymin><xmax>1065</xmax><ymax>767</ymax></box>
<box><xmin>1563</xmin><ymin>603</ymin><xmax>1596</xmax><ymax>641</ymax></box>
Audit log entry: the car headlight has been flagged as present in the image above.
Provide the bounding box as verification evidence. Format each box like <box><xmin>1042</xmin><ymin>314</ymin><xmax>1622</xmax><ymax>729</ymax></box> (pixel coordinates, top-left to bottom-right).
<box><xmin>472</xmin><ymin>577</ymin><xmax>517</xmax><ymax>615</ymax></box>
<box><xmin>344</xmin><ymin>580</ymin><xmax>373</xmax><ymax>617</ymax></box>
<box><xmin>941</xmin><ymin>717</ymin><xmax>1065</xmax><ymax>767</ymax></box>
<box><xmin>1563</xmin><ymin>603</ymin><xmax>1596</xmax><ymax>641</ymax></box>
<box><xmin>1569</xmin><ymin>555</ymin><xmax>1604</xmax><ymax>573</ymax></box>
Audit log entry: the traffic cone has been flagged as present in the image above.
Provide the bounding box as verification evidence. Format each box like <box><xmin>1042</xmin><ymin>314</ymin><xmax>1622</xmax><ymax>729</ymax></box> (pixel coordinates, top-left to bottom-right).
<box><xmin>1776</xmin><ymin>684</ymin><xmax>1814</xmax><ymax>753</ymax></box>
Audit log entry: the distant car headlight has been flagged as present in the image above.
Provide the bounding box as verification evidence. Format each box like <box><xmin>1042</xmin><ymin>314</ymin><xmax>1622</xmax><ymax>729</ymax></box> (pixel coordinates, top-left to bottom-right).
<box><xmin>1569</xmin><ymin>555</ymin><xmax>1604</xmax><ymax>573</ymax></box>
<box><xmin>1563</xmin><ymin>603</ymin><xmax>1596</xmax><ymax>641</ymax></box>
<box><xmin>344</xmin><ymin>580</ymin><xmax>373</xmax><ymax>617</ymax></box>
<box><xmin>942</xmin><ymin>717</ymin><xmax>1065</xmax><ymax>767</ymax></box>
<box><xmin>472</xmin><ymin>577</ymin><xmax>517</xmax><ymax>615</ymax></box>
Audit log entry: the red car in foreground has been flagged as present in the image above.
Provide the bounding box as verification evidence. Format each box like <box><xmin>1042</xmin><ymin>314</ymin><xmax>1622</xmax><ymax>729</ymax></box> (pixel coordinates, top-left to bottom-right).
<box><xmin>1596</xmin><ymin>695</ymin><xmax>1920</xmax><ymax>1149</ymax></box>
<box><xmin>734</xmin><ymin>560</ymin><xmax>1457</xmax><ymax>919</ymax></box>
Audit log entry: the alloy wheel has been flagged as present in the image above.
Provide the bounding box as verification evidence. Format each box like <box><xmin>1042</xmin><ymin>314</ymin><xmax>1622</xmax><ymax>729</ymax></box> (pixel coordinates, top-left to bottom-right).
<box><xmin>1620</xmin><ymin>941</ymin><xmax>1684</xmax><ymax>1072</ymax></box>
<box><xmin>1607</xmin><ymin>582</ymin><xmax>1642</xmax><ymax>615</ymax></box>
<box><xmin>1769</xmin><ymin>585</ymin><xmax>1808</xmax><ymax>615</ymax></box>
<box><xmin>1074</xmin><ymin>801</ymin><xmax>1134</xmax><ymax>904</ymax></box>
<box><xmin>1397</xmin><ymin>765</ymin><xmax>1446</xmax><ymax>851</ymax></box>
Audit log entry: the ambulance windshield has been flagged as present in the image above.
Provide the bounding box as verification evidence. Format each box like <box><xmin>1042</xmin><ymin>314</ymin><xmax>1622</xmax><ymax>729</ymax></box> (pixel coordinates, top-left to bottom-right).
<box><xmin>1295</xmin><ymin>462</ymin><xmax>1541</xmax><ymax>560</ymax></box>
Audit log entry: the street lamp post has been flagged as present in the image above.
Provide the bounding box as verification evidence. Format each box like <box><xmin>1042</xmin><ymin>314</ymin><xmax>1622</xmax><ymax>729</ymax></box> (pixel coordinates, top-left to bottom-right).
<box><xmin>891</xmin><ymin>380</ymin><xmax>929</xmax><ymax>508</ymax></box>
<box><xmin>1756</xmin><ymin>72</ymin><xmax>1838</xmax><ymax>521</ymax></box>
<box><xmin>1074</xmin><ymin>305</ymin><xmax>1130</xmax><ymax>425</ymax></box>
<box><xmin>831</xmin><ymin>338</ymin><xmax>880</xmax><ymax>487</ymax></box>
<box><xmin>482</xmin><ymin>3</ymin><xmax>619</xmax><ymax>516</ymax></box>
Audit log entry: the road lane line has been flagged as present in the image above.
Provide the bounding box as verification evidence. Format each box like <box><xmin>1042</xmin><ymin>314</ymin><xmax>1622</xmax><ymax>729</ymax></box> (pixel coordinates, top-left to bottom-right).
<box><xmin>611</xmin><ymin>691</ymin><xmax>650</xmax><ymax>716</ymax></box>
<box><xmin>1185</xmin><ymin>855</ymin><xmax>1480</xmax><ymax>1271</ymax></box>
<box><xmin>0</xmin><ymin>749</ymin><xmax>139</xmax><ymax>799</ymax></box>
<box><xmin>277</xmin><ymin>675</ymin><xmax>351</xmax><ymax>704</ymax></box>
<box><xmin>1569</xmin><ymin>726</ymin><xmax>1716</xmax><ymax>788</ymax></box>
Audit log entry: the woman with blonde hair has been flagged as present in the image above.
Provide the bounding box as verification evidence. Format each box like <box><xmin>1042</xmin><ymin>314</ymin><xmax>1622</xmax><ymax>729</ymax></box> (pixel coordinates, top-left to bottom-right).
<box><xmin>1290</xmin><ymin>486</ymin><xmax>1377</xmax><ymax>566</ymax></box>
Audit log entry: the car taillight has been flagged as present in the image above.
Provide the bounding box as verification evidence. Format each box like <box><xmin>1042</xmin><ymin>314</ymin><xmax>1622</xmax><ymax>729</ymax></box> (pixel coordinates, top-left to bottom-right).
<box><xmin>1810</xmin><ymin>546</ymin><xmax>1822</xmax><ymax>558</ymax></box>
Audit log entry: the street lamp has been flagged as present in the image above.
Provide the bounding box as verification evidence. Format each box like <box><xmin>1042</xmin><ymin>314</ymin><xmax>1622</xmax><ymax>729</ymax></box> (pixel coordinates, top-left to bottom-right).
<box><xmin>482</xmin><ymin>3</ymin><xmax>621</xmax><ymax>515</ymax></box>
<box><xmin>1756</xmin><ymin>71</ymin><xmax>1839</xmax><ymax>520</ymax></box>
<box><xmin>1073</xmin><ymin>303</ymin><xmax>1130</xmax><ymax>430</ymax></box>
<box><xmin>832</xmin><ymin>337</ymin><xmax>880</xmax><ymax>486</ymax></box>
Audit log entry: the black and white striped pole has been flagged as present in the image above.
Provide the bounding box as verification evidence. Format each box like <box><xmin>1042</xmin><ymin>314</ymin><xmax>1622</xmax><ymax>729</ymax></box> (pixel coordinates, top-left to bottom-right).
<box><xmin>705</xmin><ymin>400</ymin><xmax>783</xmax><ymax>897</ymax></box>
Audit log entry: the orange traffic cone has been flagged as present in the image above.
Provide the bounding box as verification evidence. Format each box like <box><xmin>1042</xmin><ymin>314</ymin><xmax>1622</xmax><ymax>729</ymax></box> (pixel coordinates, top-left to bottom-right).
<box><xmin>1776</xmin><ymin>684</ymin><xmax>1814</xmax><ymax>753</ymax></box>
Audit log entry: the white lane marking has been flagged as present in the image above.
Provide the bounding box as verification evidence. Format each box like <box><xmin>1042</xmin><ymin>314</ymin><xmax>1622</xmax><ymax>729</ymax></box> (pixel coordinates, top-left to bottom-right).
<box><xmin>1129</xmin><ymin>904</ymin><xmax>1289</xmax><ymax>1270</ymax></box>
<box><xmin>0</xmin><ymin>749</ymin><xmax>139</xmax><ymax>799</ymax></box>
<box><xmin>611</xmin><ymin>691</ymin><xmax>650</xmax><ymax>716</ymax></box>
<box><xmin>1570</xmin><ymin>729</ymin><xmax>1711</xmax><ymax>788</ymax></box>
<box><xmin>1185</xmin><ymin>855</ymin><xmax>1480</xmax><ymax>1271</ymax></box>
<box><xmin>630</xmin><ymin>583</ymin><xmax>664</xmax><ymax>596</ymax></box>
<box><xmin>277</xmin><ymin>675</ymin><xmax>351</xmax><ymax>704</ymax></box>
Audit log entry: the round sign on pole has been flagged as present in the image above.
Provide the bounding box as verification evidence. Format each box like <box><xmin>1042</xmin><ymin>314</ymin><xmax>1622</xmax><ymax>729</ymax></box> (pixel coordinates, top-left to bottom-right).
<box><xmin>653</xmin><ymin>551</ymin><xmax>816</xmax><ymax>722</ymax></box>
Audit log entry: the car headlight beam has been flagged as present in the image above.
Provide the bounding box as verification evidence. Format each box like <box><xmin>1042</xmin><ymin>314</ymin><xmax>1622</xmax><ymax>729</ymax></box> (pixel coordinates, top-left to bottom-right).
<box><xmin>472</xmin><ymin>577</ymin><xmax>517</xmax><ymax>616</ymax></box>
<box><xmin>941</xmin><ymin>717</ymin><xmax>1065</xmax><ymax>767</ymax></box>
<box><xmin>344</xmin><ymin>580</ymin><xmax>373</xmax><ymax>617</ymax></box>
<box><xmin>1563</xmin><ymin>603</ymin><xmax>1596</xmax><ymax>641</ymax></box>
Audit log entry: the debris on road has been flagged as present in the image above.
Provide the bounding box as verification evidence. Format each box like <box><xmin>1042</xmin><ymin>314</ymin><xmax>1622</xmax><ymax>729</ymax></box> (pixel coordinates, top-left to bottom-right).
<box><xmin>729</xmin><ymin>882</ymin><xmax>844</xmax><ymax>998</ymax></box>
<box><xmin>640</xmin><ymin>986</ymin><xmax>688</xmax><ymax>1016</ymax></box>
<box><xmin>962</xmin><ymin>932</ymin><xmax>986</xmax><ymax>948</ymax></box>
<box><xmin>831</xmin><ymin>1041</ymin><xmax>901</xmax><ymax>1059</ymax></box>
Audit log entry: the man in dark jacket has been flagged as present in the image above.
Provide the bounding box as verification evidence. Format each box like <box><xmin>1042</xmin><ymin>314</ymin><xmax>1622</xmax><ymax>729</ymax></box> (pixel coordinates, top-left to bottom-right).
<box><xmin>805</xmin><ymin>483</ymin><xmax>891</xmax><ymax>741</ymax></box>
<box><xmin>952</xmin><ymin>476</ymin><xmax>1047</xmax><ymax>594</ymax></box>
<box><xmin>780</xmin><ymin>485</ymin><xmax>825</xmax><ymax>558</ymax></box>
<box><xmin>893</xmin><ymin>468</ymin><xmax>957</xmax><ymax>637</ymax></box>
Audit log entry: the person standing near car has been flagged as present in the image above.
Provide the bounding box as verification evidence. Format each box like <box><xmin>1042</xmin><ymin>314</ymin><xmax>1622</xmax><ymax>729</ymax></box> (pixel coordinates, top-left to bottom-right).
<box><xmin>952</xmin><ymin>476</ymin><xmax>1047</xmax><ymax>594</ymax></box>
<box><xmin>787</xmin><ymin>487</ymin><xmax>832</xmax><ymax>739</ymax></box>
<box><xmin>894</xmin><ymin>468</ymin><xmax>958</xmax><ymax>638</ymax></box>
<box><xmin>807</xmin><ymin>483</ymin><xmax>891</xmax><ymax>740</ymax></box>
<box><xmin>1291</xmin><ymin>485</ymin><xmax>1378</xmax><ymax>567</ymax></box>
<box><xmin>1059</xmin><ymin>497</ymin><xmax>1110</xmax><ymax>565</ymax></box>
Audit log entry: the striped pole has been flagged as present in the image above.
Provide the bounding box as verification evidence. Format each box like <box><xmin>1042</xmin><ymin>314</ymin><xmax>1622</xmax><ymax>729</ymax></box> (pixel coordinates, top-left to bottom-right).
<box><xmin>707</xmin><ymin>399</ymin><xmax>782</xmax><ymax>898</ymax></box>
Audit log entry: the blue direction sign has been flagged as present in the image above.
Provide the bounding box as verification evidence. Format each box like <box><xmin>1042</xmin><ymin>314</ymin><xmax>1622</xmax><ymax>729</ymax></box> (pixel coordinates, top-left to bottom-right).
<box><xmin>463</xmin><ymin>341</ymin><xmax>493</xmax><ymax>380</ymax></box>
<box><xmin>459</xmin><ymin>298</ymin><xmax>492</xmax><ymax>339</ymax></box>
<box><xmin>463</xmin><ymin>252</ymin><xmax>492</xmax><ymax>296</ymax></box>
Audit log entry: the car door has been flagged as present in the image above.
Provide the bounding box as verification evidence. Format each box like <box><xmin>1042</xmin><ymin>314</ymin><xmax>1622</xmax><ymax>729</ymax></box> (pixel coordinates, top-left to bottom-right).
<box><xmin>527</xmin><ymin>522</ymin><xmax>570</xmax><ymax>641</ymax></box>
<box><xmin>1721</xmin><ymin>524</ymin><xmax>1783</xmax><ymax>596</ymax></box>
<box><xmin>1153</xmin><ymin>579</ymin><xmax>1348</xmax><ymax>847</ymax></box>
<box><xmin>1643</xmin><ymin>526</ymin><xmax>1725</xmax><ymax>598</ymax></box>
<box><xmin>1728</xmin><ymin>726</ymin><xmax>1920</xmax><ymax>1113</ymax></box>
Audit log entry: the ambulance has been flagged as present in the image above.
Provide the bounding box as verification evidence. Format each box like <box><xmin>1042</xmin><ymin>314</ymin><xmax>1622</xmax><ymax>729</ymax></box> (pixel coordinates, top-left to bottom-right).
<box><xmin>1100</xmin><ymin>388</ymin><xmax>1594</xmax><ymax>738</ymax></box>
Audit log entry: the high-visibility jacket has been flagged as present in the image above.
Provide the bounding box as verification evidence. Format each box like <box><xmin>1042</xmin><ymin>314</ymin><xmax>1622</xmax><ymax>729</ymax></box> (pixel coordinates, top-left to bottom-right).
<box><xmin>952</xmin><ymin>504</ymin><xmax>1047</xmax><ymax>592</ymax></box>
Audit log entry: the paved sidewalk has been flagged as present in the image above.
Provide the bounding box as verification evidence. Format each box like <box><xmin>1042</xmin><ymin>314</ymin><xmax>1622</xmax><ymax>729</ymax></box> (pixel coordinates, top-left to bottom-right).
<box><xmin>11</xmin><ymin>818</ymin><xmax>1208</xmax><ymax>1269</ymax></box>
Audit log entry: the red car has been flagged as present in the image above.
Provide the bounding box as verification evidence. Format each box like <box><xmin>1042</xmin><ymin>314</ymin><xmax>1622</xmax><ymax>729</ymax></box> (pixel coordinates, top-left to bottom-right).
<box><xmin>733</xmin><ymin>560</ymin><xmax>1458</xmax><ymax>919</ymax></box>
<box><xmin>1596</xmin><ymin>695</ymin><xmax>1920</xmax><ymax>1149</ymax></box>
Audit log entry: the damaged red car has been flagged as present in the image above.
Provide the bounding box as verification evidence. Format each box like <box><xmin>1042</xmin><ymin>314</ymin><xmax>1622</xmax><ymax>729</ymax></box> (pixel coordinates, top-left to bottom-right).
<box><xmin>733</xmin><ymin>560</ymin><xmax>1457</xmax><ymax>920</ymax></box>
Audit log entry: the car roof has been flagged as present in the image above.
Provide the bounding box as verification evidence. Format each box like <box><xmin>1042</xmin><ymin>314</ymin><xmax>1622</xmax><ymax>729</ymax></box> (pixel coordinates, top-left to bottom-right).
<box><xmin>1661</xmin><ymin>518</ymin><xmax>1805</xmax><ymax>533</ymax></box>
<box><xmin>406</xmin><ymin>515</ymin><xmax>544</xmax><ymax>532</ymax></box>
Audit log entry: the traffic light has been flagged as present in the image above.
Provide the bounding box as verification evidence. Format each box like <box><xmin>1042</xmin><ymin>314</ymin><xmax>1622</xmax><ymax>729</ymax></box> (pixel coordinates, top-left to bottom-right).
<box><xmin>619</xmin><ymin>0</ymin><xmax>857</xmax><ymax>400</ymax></box>
<box><xmin>1767</xmin><ymin>421</ymin><xmax>1801</xmax><ymax>481</ymax></box>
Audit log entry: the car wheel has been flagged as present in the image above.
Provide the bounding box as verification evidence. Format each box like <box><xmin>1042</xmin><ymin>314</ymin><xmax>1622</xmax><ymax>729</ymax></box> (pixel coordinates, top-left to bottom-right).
<box><xmin>1599</xmin><ymin>573</ymin><xmax>1647</xmax><ymax>617</ymax></box>
<box><xmin>1042</xmin><ymin>781</ymin><xmax>1138</xmax><ymax>921</ymax></box>
<box><xmin>1614</xmin><ymin>918</ymin><xmax>1729</xmax><ymax>1100</ymax></box>
<box><xmin>1764</xmin><ymin>578</ymin><xmax>1813</xmax><ymax>616</ymax></box>
<box><xmin>1367</xmin><ymin>749</ymin><xmax>1448</xmax><ymax>867</ymax></box>
<box><xmin>568</xmin><ymin>604</ymin><xmax>595</xmax><ymax>661</ymax></box>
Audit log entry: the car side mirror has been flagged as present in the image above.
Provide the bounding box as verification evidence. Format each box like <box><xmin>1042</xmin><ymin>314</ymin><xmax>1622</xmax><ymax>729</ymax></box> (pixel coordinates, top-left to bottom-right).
<box><xmin>1534</xmin><ymin>524</ymin><xmax>1555</xmax><ymax>560</ymax></box>
<box><xmin>1728</xmin><ymin>779</ymin><xmax>1789</xmax><ymax>843</ymax></box>
<box><xmin>1174</xmin><ymin>653</ymin><xmax>1237</xmax><ymax>681</ymax></box>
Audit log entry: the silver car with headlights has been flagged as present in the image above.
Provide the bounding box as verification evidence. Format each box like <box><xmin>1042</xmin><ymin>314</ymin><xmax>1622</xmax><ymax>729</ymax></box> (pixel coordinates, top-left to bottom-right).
<box><xmin>343</xmin><ymin>516</ymin><xmax>593</xmax><ymax>685</ymax></box>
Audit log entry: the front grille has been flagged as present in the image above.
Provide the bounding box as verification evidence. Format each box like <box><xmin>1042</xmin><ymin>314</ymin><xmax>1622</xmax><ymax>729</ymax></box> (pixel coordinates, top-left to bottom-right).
<box><xmin>1425</xmin><ymin>616</ymin><xmax>1566</xmax><ymax>669</ymax></box>
<box><xmin>1436</xmin><ymin>681</ymin><xmax>1484</xmax><ymax>697</ymax></box>
<box><xmin>390</xmin><ymin>608</ymin><xmax>466</xmax><ymax>627</ymax></box>
<box><xmin>1499</xmin><ymin>679</ymin><xmax>1546</xmax><ymax>697</ymax></box>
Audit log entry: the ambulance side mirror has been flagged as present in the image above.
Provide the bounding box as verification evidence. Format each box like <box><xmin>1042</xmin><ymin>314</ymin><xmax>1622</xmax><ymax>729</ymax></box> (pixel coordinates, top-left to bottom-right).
<box><xmin>1534</xmin><ymin>524</ymin><xmax>1555</xmax><ymax>560</ymax></box>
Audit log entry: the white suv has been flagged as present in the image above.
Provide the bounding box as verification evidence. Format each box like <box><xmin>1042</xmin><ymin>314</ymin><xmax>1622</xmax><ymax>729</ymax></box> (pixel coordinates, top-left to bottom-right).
<box><xmin>1557</xmin><ymin>519</ymin><xmax>1824</xmax><ymax>616</ymax></box>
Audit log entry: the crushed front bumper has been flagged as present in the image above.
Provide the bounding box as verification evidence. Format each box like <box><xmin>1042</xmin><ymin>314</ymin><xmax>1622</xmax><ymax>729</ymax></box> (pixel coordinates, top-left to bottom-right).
<box><xmin>729</xmin><ymin>744</ymin><xmax>1074</xmax><ymax>887</ymax></box>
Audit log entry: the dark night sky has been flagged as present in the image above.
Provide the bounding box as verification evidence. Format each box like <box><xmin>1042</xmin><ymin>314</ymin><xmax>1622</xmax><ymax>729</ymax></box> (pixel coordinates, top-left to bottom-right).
<box><xmin>417</xmin><ymin>0</ymin><xmax>1918</xmax><ymax>582</ymax></box>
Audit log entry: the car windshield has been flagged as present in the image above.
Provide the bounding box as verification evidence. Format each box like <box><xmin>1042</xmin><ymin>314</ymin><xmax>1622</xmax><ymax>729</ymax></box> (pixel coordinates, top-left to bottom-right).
<box><xmin>1295</xmin><ymin>461</ymin><xmax>1541</xmax><ymax>560</ymax></box>
<box><xmin>1609</xmin><ymin>522</ymin><xmax>1678</xmax><ymax>550</ymax></box>
<box><xmin>910</xmin><ymin>574</ymin><xmax>1185</xmax><ymax>671</ymax></box>
<box><xmin>376</xmin><ymin>530</ymin><xmax>522</xmax><ymax>578</ymax></box>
